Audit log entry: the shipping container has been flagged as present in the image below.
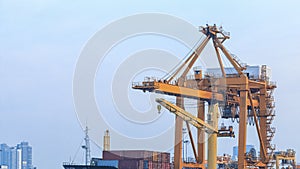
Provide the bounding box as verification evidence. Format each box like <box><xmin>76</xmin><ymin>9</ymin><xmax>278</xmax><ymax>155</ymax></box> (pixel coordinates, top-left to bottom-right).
<box><xmin>119</xmin><ymin>159</ymin><xmax>139</xmax><ymax>169</ymax></box>
<box><xmin>161</xmin><ymin>153</ymin><xmax>170</xmax><ymax>163</ymax></box>
<box><xmin>148</xmin><ymin>161</ymin><xmax>153</xmax><ymax>169</ymax></box>
<box><xmin>157</xmin><ymin>163</ymin><xmax>162</xmax><ymax>169</ymax></box>
<box><xmin>123</xmin><ymin>150</ymin><xmax>143</xmax><ymax>159</ymax></box>
<box><xmin>104</xmin><ymin>150</ymin><xmax>162</xmax><ymax>160</ymax></box>
<box><xmin>143</xmin><ymin>160</ymin><xmax>149</xmax><ymax>169</ymax></box>
<box><xmin>153</xmin><ymin>152</ymin><xmax>158</xmax><ymax>162</ymax></box>
<box><xmin>96</xmin><ymin>160</ymin><xmax>119</xmax><ymax>168</ymax></box>
<box><xmin>152</xmin><ymin>161</ymin><xmax>158</xmax><ymax>169</ymax></box>
<box><xmin>103</xmin><ymin>150</ymin><xmax>171</xmax><ymax>169</ymax></box>
<box><xmin>103</xmin><ymin>151</ymin><xmax>124</xmax><ymax>160</ymax></box>
<box><xmin>158</xmin><ymin>153</ymin><xmax>162</xmax><ymax>163</ymax></box>
<box><xmin>144</xmin><ymin>151</ymin><xmax>153</xmax><ymax>161</ymax></box>
<box><xmin>138</xmin><ymin>160</ymin><xmax>145</xmax><ymax>169</ymax></box>
<box><xmin>165</xmin><ymin>162</ymin><xmax>170</xmax><ymax>169</ymax></box>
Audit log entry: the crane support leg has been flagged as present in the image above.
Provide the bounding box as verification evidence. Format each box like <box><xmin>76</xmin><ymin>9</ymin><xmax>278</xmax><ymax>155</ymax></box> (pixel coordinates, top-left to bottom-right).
<box><xmin>174</xmin><ymin>96</ymin><xmax>184</xmax><ymax>169</ymax></box>
<box><xmin>197</xmin><ymin>100</ymin><xmax>205</xmax><ymax>165</ymax></box>
<box><xmin>207</xmin><ymin>103</ymin><xmax>218</xmax><ymax>169</ymax></box>
<box><xmin>259</xmin><ymin>87</ymin><xmax>268</xmax><ymax>163</ymax></box>
<box><xmin>238</xmin><ymin>77</ymin><xmax>248</xmax><ymax>169</ymax></box>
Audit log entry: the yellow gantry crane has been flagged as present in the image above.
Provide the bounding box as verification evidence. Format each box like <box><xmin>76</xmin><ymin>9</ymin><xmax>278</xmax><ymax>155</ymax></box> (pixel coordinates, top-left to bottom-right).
<box><xmin>133</xmin><ymin>24</ymin><xmax>276</xmax><ymax>169</ymax></box>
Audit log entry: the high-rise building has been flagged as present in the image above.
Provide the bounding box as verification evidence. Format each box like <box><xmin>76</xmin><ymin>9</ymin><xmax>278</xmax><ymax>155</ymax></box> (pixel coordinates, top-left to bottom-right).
<box><xmin>232</xmin><ymin>145</ymin><xmax>256</xmax><ymax>161</ymax></box>
<box><xmin>0</xmin><ymin>144</ymin><xmax>11</xmax><ymax>168</ymax></box>
<box><xmin>16</xmin><ymin>142</ymin><xmax>32</xmax><ymax>169</ymax></box>
<box><xmin>0</xmin><ymin>142</ymin><xmax>33</xmax><ymax>169</ymax></box>
<box><xmin>10</xmin><ymin>147</ymin><xmax>16</xmax><ymax>169</ymax></box>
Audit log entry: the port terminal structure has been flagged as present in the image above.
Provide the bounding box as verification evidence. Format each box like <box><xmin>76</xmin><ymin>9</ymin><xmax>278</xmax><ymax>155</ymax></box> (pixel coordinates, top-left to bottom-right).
<box><xmin>133</xmin><ymin>24</ymin><xmax>277</xmax><ymax>169</ymax></box>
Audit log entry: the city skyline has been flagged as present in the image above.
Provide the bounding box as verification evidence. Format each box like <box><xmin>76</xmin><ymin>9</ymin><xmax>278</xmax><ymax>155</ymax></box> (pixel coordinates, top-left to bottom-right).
<box><xmin>0</xmin><ymin>142</ymin><xmax>33</xmax><ymax>169</ymax></box>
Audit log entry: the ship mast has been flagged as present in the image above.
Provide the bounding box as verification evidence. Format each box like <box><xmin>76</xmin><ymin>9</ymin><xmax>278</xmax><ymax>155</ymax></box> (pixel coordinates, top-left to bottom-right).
<box><xmin>81</xmin><ymin>126</ymin><xmax>91</xmax><ymax>165</ymax></box>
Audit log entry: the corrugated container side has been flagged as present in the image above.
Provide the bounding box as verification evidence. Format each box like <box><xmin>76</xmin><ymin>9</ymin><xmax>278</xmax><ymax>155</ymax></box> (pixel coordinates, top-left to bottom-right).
<box><xmin>122</xmin><ymin>150</ymin><xmax>148</xmax><ymax>160</ymax></box>
<box><xmin>152</xmin><ymin>161</ymin><xmax>158</xmax><ymax>169</ymax></box>
<box><xmin>138</xmin><ymin>160</ymin><xmax>143</xmax><ymax>169</ymax></box>
<box><xmin>105</xmin><ymin>150</ymin><xmax>154</xmax><ymax>160</ymax></box>
<box><xmin>153</xmin><ymin>152</ymin><xmax>158</xmax><ymax>162</ymax></box>
<box><xmin>165</xmin><ymin>162</ymin><xmax>170</xmax><ymax>169</ymax></box>
<box><xmin>144</xmin><ymin>151</ymin><xmax>153</xmax><ymax>160</ymax></box>
<box><xmin>119</xmin><ymin>159</ymin><xmax>139</xmax><ymax>169</ymax></box>
<box><xmin>163</xmin><ymin>162</ymin><xmax>170</xmax><ymax>169</ymax></box>
<box><xmin>147</xmin><ymin>152</ymin><xmax>153</xmax><ymax>161</ymax></box>
<box><xmin>157</xmin><ymin>163</ymin><xmax>162</xmax><ymax>169</ymax></box>
<box><xmin>162</xmin><ymin>153</ymin><xmax>170</xmax><ymax>163</ymax></box>
<box><xmin>162</xmin><ymin>162</ymin><xmax>165</xmax><ymax>169</ymax></box>
<box><xmin>96</xmin><ymin>160</ymin><xmax>119</xmax><ymax>168</ymax></box>
<box><xmin>148</xmin><ymin>161</ymin><xmax>153</xmax><ymax>169</ymax></box>
<box><xmin>158</xmin><ymin>153</ymin><xmax>162</xmax><ymax>162</ymax></box>
<box><xmin>103</xmin><ymin>151</ymin><xmax>123</xmax><ymax>160</ymax></box>
<box><xmin>122</xmin><ymin>150</ymin><xmax>137</xmax><ymax>159</ymax></box>
<box><xmin>143</xmin><ymin>160</ymin><xmax>149</xmax><ymax>169</ymax></box>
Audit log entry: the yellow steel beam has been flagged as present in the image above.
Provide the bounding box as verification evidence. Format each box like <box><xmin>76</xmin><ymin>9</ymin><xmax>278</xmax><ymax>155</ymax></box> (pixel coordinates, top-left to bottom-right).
<box><xmin>179</xmin><ymin>36</ymin><xmax>211</xmax><ymax>80</ymax></box>
<box><xmin>182</xmin><ymin>162</ymin><xmax>205</xmax><ymax>168</ymax></box>
<box><xmin>185</xmin><ymin>121</ymin><xmax>198</xmax><ymax>162</ymax></box>
<box><xmin>174</xmin><ymin>96</ymin><xmax>184</xmax><ymax>169</ymax></box>
<box><xmin>249</xmin><ymin>80</ymin><xmax>266</xmax><ymax>88</ymax></box>
<box><xmin>155</xmin><ymin>98</ymin><xmax>218</xmax><ymax>133</ymax></box>
<box><xmin>167</xmin><ymin>36</ymin><xmax>210</xmax><ymax>83</ymax></box>
<box><xmin>207</xmin><ymin>103</ymin><xmax>219</xmax><ymax>169</ymax></box>
<box><xmin>248</xmin><ymin>91</ymin><xmax>267</xmax><ymax>160</ymax></box>
<box><xmin>133</xmin><ymin>81</ymin><xmax>259</xmax><ymax>106</ymax></box>
<box><xmin>259</xmin><ymin>87</ymin><xmax>268</xmax><ymax>163</ymax></box>
<box><xmin>197</xmin><ymin>100</ymin><xmax>205</xmax><ymax>164</ymax></box>
<box><xmin>214</xmin><ymin>45</ymin><xmax>226</xmax><ymax>77</ymax></box>
<box><xmin>237</xmin><ymin>76</ymin><xmax>248</xmax><ymax>169</ymax></box>
<box><xmin>157</xmin><ymin>82</ymin><xmax>223</xmax><ymax>100</ymax></box>
<box><xmin>214</xmin><ymin>39</ymin><xmax>244</xmax><ymax>75</ymax></box>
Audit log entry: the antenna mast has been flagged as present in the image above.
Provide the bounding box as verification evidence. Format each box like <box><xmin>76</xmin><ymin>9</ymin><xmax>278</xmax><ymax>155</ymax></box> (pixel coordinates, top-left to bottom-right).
<box><xmin>82</xmin><ymin>126</ymin><xmax>91</xmax><ymax>165</ymax></box>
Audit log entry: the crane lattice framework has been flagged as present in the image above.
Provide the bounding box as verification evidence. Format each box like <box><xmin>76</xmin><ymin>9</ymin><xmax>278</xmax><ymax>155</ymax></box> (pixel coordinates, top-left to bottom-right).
<box><xmin>132</xmin><ymin>24</ymin><xmax>276</xmax><ymax>169</ymax></box>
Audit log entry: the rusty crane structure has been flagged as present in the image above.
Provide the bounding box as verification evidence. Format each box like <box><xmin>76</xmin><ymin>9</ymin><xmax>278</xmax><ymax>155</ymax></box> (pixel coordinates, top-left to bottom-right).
<box><xmin>132</xmin><ymin>24</ymin><xmax>276</xmax><ymax>169</ymax></box>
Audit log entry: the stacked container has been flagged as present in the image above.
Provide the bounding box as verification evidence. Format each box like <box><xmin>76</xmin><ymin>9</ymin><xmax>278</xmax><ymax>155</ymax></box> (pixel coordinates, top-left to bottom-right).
<box><xmin>103</xmin><ymin>150</ymin><xmax>171</xmax><ymax>169</ymax></box>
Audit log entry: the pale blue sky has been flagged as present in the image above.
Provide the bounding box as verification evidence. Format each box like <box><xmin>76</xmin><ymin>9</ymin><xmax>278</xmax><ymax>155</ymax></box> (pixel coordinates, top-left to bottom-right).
<box><xmin>1</xmin><ymin>1</ymin><xmax>300</xmax><ymax>169</ymax></box>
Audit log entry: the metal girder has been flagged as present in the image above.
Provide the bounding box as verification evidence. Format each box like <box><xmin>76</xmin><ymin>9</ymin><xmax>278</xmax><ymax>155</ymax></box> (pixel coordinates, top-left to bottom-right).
<box><xmin>197</xmin><ymin>100</ymin><xmax>205</xmax><ymax>164</ymax></box>
<box><xmin>133</xmin><ymin>81</ymin><xmax>260</xmax><ymax>107</ymax></box>
<box><xmin>156</xmin><ymin>98</ymin><xmax>217</xmax><ymax>133</ymax></box>
<box><xmin>237</xmin><ymin>76</ymin><xmax>248</xmax><ymax>169</ymax></box>
<box><xmin>248</xmin><ymin>91</ymin><xmax>267</xmax><ymax>160</ymax></box>
<box><xmin>167</xmin><ymin>36</ymin><xmax>210</xmax><ymax>83</ymax></box>
<box><xmin>214</xmin><ymin>39</ymin><xmax>244</xmax><ymax>76</ymax></box>
<box><xmin>185</xmin><ymin>121</ymin><xmax>198</xmax><ymax>162</ymax></box>
<box><xmin>174</xmin><ymin>97</ymin><xmax>184</xmax><ymax>169</ymax></box>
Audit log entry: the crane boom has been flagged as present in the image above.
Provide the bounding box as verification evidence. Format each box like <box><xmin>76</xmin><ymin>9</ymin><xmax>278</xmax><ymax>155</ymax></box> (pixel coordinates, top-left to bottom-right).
<box><xmin>155</xmin><ymin>98</ymin><xmax>217</xmax><ymax>133</ymax></box>
<box><xmin>133</xmin><ymin>81</ymin><xmax>259</xmax><ymax>107</ymax></box>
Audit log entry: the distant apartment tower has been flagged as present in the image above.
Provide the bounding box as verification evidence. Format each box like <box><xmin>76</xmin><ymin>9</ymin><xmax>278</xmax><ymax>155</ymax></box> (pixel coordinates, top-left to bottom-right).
<box><xmin>17</xmin><ymin>142</ymin><xmax>32</xmax><ymax>169</ymax></box>
<box><xmin>10</xmin><ymin>147</ymin><xmax>16</xmax><ymax>169</ymax></box>
<box><xmin>0</xmin><ymin>142</ymin><xmax>33</xmax><ymax>169</ymax></box>
<box><xmin>0</xmin><ymin>144</ymin><xmax>11</xmax><ymax>167</ymax></box>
